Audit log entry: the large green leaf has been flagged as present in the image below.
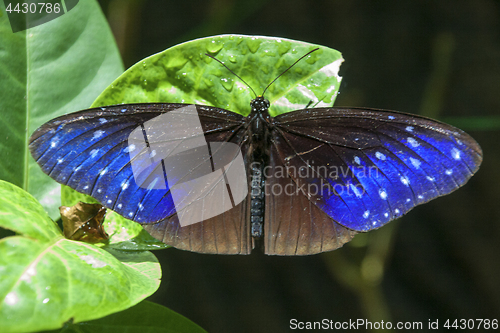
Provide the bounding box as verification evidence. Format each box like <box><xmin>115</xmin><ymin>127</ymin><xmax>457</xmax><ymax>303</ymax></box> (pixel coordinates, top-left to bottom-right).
<box><xmin>64</xmin><ymin>35</ymin><xmax>343</xmax><ymax>244</ymax></box>
<box><xmin>0</xmin><ymin>180</ymin><xmax>161</xmax><ymax>333</ymax></box>
<box><xmin>92</xmin><ymin>34</ymin><xmax>343</xmax><ymax>117</ymax></box>
<box><xmin>46</xmin><ymin>300</ymin><xmax>208</xmax><ymax>333</ymax></box>
<box><xmin>0</xmin><ymin>0</ymin><xmax>124</xmax><ymax>219</ymax></box>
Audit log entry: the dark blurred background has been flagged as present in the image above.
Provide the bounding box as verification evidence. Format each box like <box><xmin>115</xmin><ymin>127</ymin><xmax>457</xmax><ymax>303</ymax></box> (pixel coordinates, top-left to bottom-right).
<box><xmin>96</xmin><ymin>0</ymin><xmax>500</xmax><ymax>332</ymax></box>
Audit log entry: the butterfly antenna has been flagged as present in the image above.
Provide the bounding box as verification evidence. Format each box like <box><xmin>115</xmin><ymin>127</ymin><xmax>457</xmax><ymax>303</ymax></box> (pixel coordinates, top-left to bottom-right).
<box><xmin>205</xmin><ymin>53</ymin><xmax>258</xmax><ymax>98</ymax></box>
<box><xmin>262</xmin><ymin>47</ymin><xmax>320</xmax><ymax>96</ymax></box>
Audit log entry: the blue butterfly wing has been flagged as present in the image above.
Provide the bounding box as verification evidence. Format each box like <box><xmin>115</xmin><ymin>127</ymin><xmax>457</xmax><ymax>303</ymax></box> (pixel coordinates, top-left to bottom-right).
<box><xmin>29</xmin><ymin>104</ymin><xmax>247</xmax><ymax>225</ymax></box>
<box><xmin>272</xmin><ymin>107</ymin><xmax>482</xmax><ymax>232</ymax></box>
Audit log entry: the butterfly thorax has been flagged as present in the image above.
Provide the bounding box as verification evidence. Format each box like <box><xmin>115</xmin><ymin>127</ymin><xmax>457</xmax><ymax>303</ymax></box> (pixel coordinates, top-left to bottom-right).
<box><xmin>248</xmin><ymin>96</ymin><xmax>272</xmax><ymax>239</ymax></box>
<box><xmin>249</xmin><ymin>95</ymin><xmax>272</xmax><ymax>135</ymax></box>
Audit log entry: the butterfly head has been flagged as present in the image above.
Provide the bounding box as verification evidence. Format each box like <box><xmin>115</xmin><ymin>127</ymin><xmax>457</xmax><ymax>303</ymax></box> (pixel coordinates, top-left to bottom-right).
<box><xmin>250</xmin><ymin>96</ymin><xmax>270</xmax><ymax>114</ymax></box>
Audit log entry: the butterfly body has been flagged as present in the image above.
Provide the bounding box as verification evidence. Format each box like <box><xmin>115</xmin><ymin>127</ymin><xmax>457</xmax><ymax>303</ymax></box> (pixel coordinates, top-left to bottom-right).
<box><xmin>246</xmin><ymin>96</ymin><xmax>272</xmax><ymax>239</ymax></box>
<box><xmin>29</xmin><ymin>99</ymin><xmax>482</xmax><ymax>255</ymax></box>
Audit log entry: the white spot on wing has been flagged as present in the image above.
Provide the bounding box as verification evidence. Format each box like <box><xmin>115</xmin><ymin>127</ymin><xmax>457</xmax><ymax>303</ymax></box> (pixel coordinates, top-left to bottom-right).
<box><xmin>363</xmin><ymin>210</ymin><xmax>370</xmax><ymax>218</ymax></box>
<box><xmin>124</xmin><ymin>144</ymin><xmax>136</xmax><ymax>153</ymax></box>
<box><xmin>375</xmin><ymin>152</ymin><xmax>386</xmax><ymax>160</ymax></box>
<box><xmin>388</xmin><ymin>116</ymin><xmax>395</xmax><ymax>120</ymax></box>
<box><xmin>89</xmin><ymin>149</ymin><xmax>99</xmax><ymax>158</ymax></box>
<box><xmin>98</xmin><ymin>118</ymin><xmax>108</xmax><ymax>124</ymax></box>
<box><xmin>451</xmin><ymin>148</ymin><xmax>461</xmax><ymax>160</ymax></box>
<box><xmin>446</xmin><ymin>169</ymin><xmax>453</xmax><ymax>175</ymax></box>
<box><xmin>427</xmin><ymin>176</ymin><xmax>435</xmax><ymax>182</ymax></box>
<box><xmin>350</xmin><ymin>183</ymin><xmax>363</xmax><ymax>198</ymax></box>
<box><xmin>410</xmin><ymin>157</ymin><xmax>421</xmax><ymax>169</ymax></box>
<box><xmin>147</xmin><ymin>177</ymin><xmax>160</xmax><ymax>190</ymax></box>
<box><xmin>379</xmin><ymin>189</ymin><xmax>387</xmax><ymax>200</ymax></box>
<box><xmin>354</xmin><ymin>156</ymin><xmax>361</xmax><ymax>165</ymax></box>
<box><xmin>92</xmin><ymin>130</ymin><xmax>105</xmax><ymax>140</ymax></box>
<box><xmin>50</xmin><ymin>138</ymin><xmax>59</xmax><ymax>148</ymax></box>
<box><xmin>407</xmin><ymin>137</ymin><xmax>420</xmax><ymax>147</ymax></box>
<box><xmin>406</xmin><ymin>126</ymin><xmax>414</xmax><ymax>132</ymax></box>
<box><xmin>400</xmin><ymin>176</ymin><xmax>410</xmax><ymax>186</ymax></box>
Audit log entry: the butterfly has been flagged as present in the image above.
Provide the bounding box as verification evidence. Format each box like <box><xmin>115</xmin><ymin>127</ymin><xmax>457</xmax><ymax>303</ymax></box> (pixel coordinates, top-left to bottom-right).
<box><xmin>29</xmin><ymin>52</ymin><xmax>483</xmax><ymax>255</ymax></box>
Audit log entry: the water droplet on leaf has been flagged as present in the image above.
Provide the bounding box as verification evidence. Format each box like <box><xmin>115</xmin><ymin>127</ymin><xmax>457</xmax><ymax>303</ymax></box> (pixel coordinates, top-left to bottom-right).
<box><xmin>247</xmin><ymin>39</ymin><xmax>261</xmax><ymax>53</ymax></box>
<box><xmin>206</xmin><ymin>40</ymin><xmax>223</xmax><ymax>53</ymax></box>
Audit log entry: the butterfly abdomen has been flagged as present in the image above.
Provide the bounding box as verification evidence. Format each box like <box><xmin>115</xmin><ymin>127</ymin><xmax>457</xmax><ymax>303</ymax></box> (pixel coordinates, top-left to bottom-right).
<box><xmin>249</xmin><ymin>162</ymin><xmax>265</xmax><ymax>237</ymax></box>
<box><xmin>247</xmin><ymin>99</ymin><xmax>273</xmax><ymax>238</ymax></box>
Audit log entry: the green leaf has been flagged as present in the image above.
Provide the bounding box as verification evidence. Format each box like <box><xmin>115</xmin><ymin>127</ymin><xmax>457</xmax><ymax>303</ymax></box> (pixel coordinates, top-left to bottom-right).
<box><xmin>64</xmin><ymin>35</ymin><xmax>343</xmax><ymax>245</ymax></box>
<box><xmin>92</xmin><ymin>34</ymin><xmax>343</xmax><ymax>117</ymax></box>
<box><xmin>45</xmin><ymin>301</ymin><xmax>208</xmax><ymax>333</ymax></box>
<box><xmin>0</xmin><ymin>180</ymin><xmax>161</xmax><ymax>333</ymax></box>
<box><xmin>61</xmin><ymin>185</ymin><xmax>100</xmax><ymax>207</ymax></box>
<box><xmin>104</xmin><ymin>210</ymin><xmax>169</xmax><ymax>251</ymax></box>
<box><xmin>0</xmin><ymin>179</ymin><xmax>61</xmax><ymax>242</ymax></box>
<box><xmin>0</xmin><ymin>0</ymin><xmax>124</xmax><ymax>220</ymax></box>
